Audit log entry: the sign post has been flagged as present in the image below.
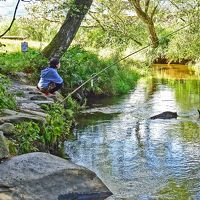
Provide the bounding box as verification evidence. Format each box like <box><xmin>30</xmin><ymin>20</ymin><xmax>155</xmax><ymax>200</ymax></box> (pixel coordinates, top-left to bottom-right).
<box><xmin>21</xmin><ymin>42</ymin><xmax>28</xmax><ymax>52</ymax></box>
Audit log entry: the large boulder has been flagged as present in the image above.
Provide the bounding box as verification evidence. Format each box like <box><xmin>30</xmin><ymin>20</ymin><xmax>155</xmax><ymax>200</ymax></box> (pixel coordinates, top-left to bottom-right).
<box><xmin>0</xmin><ymin>152</ymin><xmax>112</xmax><ymax>200</ymax></box>
<box><xmin>0</xmin><ymin>131</ymin><xmax>9</xmax><ymax>160</ymax></box>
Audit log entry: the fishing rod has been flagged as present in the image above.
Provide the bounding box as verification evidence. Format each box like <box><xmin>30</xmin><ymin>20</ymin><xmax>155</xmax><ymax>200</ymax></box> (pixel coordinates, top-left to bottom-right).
<box><xmin>61</xmin><ymin>23</ymin><xmax>190</xmax><ymax>103</ymax></box>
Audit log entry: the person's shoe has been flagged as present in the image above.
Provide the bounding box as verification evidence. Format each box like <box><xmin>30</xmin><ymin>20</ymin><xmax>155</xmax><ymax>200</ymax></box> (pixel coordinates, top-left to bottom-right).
<box><xmin>36</xmin><ymin>86</ymin><xmax>40</xmax><ymax>91</ymax></box>
<box><xmin>44</xmin><ymin>92</ymin><xmax>50</xmax><ymax>96</ymax></box>
<box><xmin>46</xmin><ymin>92</ymin><xmax>55</xmax><ymax>96</ymax></box>
<box><xmin>50</xmin><ymin>92</ymin><xmax>56</xmax><ymax>95</ymax></box>
<box><xmin>36</xmin><ymin>86</ymin><xmax>51</xmax><ymax>96</ymax></box>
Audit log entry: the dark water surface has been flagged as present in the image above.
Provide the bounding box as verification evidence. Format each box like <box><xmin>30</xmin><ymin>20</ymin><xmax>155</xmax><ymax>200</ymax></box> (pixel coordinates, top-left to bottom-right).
<box><xmin>65</xmin><ymin>64</ymin><xmax>200</xmax><ymax>200</ymax></box>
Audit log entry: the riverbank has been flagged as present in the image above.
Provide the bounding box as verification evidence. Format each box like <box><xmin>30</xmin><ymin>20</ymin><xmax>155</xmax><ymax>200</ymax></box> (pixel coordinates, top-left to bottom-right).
<box><xmin>0</xmin><ymin>75</ymin><xmax>113</xmax><ymax>200</ymax></box>
<box><xmin>0</xmin><ymin>75</ymin><xmax>70</xmax><ymax>158</ymax></box>
<box><xmin>0</xmin><ymin>41</ymin><xmax>142</xmax><ymax>98</ymax></box>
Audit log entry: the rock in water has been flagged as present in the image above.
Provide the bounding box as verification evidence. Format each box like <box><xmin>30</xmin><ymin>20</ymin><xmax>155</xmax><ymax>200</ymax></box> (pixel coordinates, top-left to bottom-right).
<box><xmin>150</xmin><ymin>111</ymin><xmax>178</xmax><ymax>119</ymax></box>
<box><xmin>0</xmin><ymin>152</ymin><xmax>112</xmax><ymax>200</ymax></box>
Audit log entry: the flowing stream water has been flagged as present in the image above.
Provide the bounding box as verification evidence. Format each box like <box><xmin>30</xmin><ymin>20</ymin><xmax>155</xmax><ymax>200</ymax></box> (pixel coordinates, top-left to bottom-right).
<box><xmin>65</xmin><ymin>64</ymin><xmax>200</xmax><ymax>199</ymax></box>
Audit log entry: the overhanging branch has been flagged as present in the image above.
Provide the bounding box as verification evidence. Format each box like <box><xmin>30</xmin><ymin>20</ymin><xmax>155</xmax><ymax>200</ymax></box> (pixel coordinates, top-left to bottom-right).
<box><xmin>0</xmin><ymin>0</ymin><xmax>21</xmax><ymax>38</ymax></box>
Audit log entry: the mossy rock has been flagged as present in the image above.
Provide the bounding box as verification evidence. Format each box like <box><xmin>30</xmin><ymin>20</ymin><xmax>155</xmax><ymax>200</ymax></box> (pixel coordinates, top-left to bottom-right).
<box><xmin>0</xmin><ymin>131</ymin><xmax>9</xmax><ymax>160</ymax></box>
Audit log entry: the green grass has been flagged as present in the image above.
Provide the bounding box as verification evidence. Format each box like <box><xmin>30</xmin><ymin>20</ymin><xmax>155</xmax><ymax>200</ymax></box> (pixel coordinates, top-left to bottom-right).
<box><xmin>0</xmin><ymin>39</ymin><xmax>143</xmax><ymax>96</ymax></box>
<box><xmin>0</xmin><ymin>39</ymin><xmax>48</xmax><ymax>73</ymax></box>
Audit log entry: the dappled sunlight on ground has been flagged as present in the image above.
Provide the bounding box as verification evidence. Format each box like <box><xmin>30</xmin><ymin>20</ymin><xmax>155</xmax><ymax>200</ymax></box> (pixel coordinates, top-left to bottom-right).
<box><xmin>0</xmin><ymin>39</ymin><xmax>47</xmax><ymax>53</ymax></box>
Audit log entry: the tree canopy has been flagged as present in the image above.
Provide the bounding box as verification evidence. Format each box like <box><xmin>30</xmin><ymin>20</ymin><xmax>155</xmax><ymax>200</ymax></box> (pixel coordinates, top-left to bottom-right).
<box><xmin>1</xmin><ymin>0</ymin><xmax>200</xmax><ymax>62</ymax></box>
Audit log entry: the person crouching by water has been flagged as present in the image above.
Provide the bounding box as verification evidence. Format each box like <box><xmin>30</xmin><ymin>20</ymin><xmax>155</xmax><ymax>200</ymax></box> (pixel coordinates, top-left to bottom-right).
<box><xmin>37</xmin><ymin>58</ymin><xmax>63</xmax><ymax>95</ymax></box>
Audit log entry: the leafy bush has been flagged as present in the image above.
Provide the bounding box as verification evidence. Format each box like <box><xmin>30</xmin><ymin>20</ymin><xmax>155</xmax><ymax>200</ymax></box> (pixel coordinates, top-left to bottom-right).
<box><xmin>15</xmin><ymin>122</ymin><xmax>40</xmax><ymax>154</ymax></box>
<box><xmin>42</xmin><ymin>103</ymin><xmax>72</xmax><ymax>147</ymax></box>
<box><xmin>0</xmin><ymin>49</ymin><xmax>47</xmax><ymax>74</ymax></box>
<box><xmin>13</xmin><ymin>102</ymin><xmax>75</xmax><ymax>156</ymax></box>
<box><xmin>0</xmin><ymin>18</ymin><xmax>58</xmax><ymax>42</ymax></box>
<box><xmin>167</xmin><ymin>32</ymin><xmax>200</xmax><ymax>62</ymax></box>
<box><xmin>60</xmin><ymin>45</ymin><xmax>140</xmax><ymax>96</ymax></box>
<box><xmin>0</xmin><ymin>43</ymin><xmax>141</xmax><ymax>96</ymax></box>
<box><xmin>40</xmin><ymin>102</ymin><xmax>76</xmax><ymax>155</ymax></box>
<box><xmin>0</xmin><ymin>75</ymin><xmax>16</xmax><ymax>110</ymax></box>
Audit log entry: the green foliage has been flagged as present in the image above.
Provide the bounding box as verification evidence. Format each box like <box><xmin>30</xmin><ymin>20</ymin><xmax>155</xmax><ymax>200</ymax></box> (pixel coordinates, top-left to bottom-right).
<box><xmin>0</xmin><ymin>75</ymin><xmax>16</xmax><ymax>110</ymax></box>
<box><xmin>6</xmin><ymin>139</ymin><xmax>18</xmax><ymax>156</ymax></box>
<box><xmin>76</xmin><ymin>0</ymin><xmax>148</xmax><ymax>49</ymax></box>
<box><xmin>15</xmin><ymin>122</ymin><xmax>40</xmax><ymax>154</ymax></box>
<box><xmin>18</xmin><ymin>18</ymin><xmax>59</xmax><ymax>42</ymax></box>
<box><xmin>0</xmin><ymin>19</ymin><xmax>25</xmax><ymax>38</ymax></box>
<box><xmin>41</xmin><ymin>103</ymin><xmax>73</xmax><ymax>153</ymax></box>
<box><xmin>61</xmin><ymin>45</ymin><xmax>140</xmax><ymax>96</ymax></box>
<box><xmin>0</xmin><ymin>48</ymin><xmax>47</xmax><ymax>74</ymax></box>
<box><xmin>64</xmin><ymin>97</ymin><xmax>80</xmax><ymax>117</ymax></box>
<box><xmin>2</xmin><ymin>0</ymin><xmax>200</xmax><ymax>66</ymax></box>
<box><xmin>146</xmin><ymin>29</ymin><xmax>171</xmax><ymax>63</ymax></box>
<box><xmin>12</xmin><ymin>102</ymin><xmax>75</xmax><ymax>155</ymax></box>
<box><xmin>167</xmin><ymin>31</ymin><xmax>200</xmax><ymax>62</ymax></box>
<box><xmin>0</xmin><ymin>41</ymin><xmax>141</xmax><ymax>96</ymax></box>
<box><xmin>0</xmin><ymin>17</ymin><xmax>59</xmax><ymax>42</ymax></box>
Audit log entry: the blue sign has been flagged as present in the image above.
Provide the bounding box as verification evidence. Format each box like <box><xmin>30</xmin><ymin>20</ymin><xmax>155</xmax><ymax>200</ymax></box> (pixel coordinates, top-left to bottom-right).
<box><xmin>21</xmin><ymin>42</ymin><xmax>28</xmax><ymax>52</ymax></box>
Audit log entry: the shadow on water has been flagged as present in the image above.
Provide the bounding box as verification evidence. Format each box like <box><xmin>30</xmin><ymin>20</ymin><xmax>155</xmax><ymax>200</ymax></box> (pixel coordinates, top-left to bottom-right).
<box><xmin>65</xmin><ymin>64</ymin><xmax>200</xmax><ymax>200</ymax></box>
<box><xmin>58</xmin><ymin>192</ymin><xmax>113</xmax><ymax>200</ymax></box>
<box><xmin>76</xmin><ymin>112</ymin><xmax>121</xmax><ymax>128</ymax></box>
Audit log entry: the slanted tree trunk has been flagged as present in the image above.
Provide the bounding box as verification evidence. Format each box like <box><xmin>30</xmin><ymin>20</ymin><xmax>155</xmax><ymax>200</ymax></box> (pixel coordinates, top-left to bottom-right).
<box><xmin>129</xmin><ymin>0</ymin><xmax>159</xmax><ymax>48</ymax></box>
<box><xmin>147</xmin><ymin>20</ymin><xmax>158</xmax><ymax>48</ymax></box>
<box><xmin>42</xmin><ymin>0</ymin><xmax>93</xmax><ymax>59</ymax></box>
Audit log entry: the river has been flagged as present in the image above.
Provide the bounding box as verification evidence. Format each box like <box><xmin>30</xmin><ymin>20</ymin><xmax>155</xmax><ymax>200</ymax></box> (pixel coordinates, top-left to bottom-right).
<box><xmin>65</xmin><ymin>64</ymin><xmax>200</xmax><ymax>200</ymax></box>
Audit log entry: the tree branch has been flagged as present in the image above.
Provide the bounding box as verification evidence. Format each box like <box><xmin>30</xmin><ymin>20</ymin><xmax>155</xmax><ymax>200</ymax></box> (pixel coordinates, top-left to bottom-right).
<box><xmin>168</xmin><ymin>0</ymin><xmax>186</xmax><ymax>22</ymax></box>
<box><xmin>150</xmin><ymin>3</ymin><xmax>159</xmax><ymax>19</ymax></box>
<box><xmin>145</xmin><ymin>0</ymin><xmax>150</xmax><ymax>14</ymax></box>
<box><xmin>0</xmin><ymin>0</ymin><xmax>21</xmax><ymax>38</ymax></box>
<box><xmin>88</xmin><ymin>12</ymin><xmax>106</xmax><ymax>31</ymax></box>
<box><xmin>129</xmin><ymin>0</ymin><xmax>149</xmax><ymax>23</ymax></box>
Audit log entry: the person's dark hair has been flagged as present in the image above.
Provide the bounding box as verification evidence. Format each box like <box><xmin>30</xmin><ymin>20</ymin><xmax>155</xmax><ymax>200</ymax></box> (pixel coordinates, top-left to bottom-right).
<box><xmin>49</xmin><ymin>58</ymin><xmax>60</xmax><ymax>68</ymax></box>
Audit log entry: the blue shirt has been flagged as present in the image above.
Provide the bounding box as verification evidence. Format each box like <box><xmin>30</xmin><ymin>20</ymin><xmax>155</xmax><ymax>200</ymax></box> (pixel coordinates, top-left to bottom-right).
<box><xmin>38</xmin><ymin>67</ymin><xmax>63</xmax><ymax>89</ymax></box>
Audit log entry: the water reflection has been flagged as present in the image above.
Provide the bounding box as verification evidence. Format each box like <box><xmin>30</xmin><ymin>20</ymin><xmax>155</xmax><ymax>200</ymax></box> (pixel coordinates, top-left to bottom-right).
<box><xmin>65</xmin><ymin>65</ymin><xmax>200</xmax><ymax>199</ymax></box>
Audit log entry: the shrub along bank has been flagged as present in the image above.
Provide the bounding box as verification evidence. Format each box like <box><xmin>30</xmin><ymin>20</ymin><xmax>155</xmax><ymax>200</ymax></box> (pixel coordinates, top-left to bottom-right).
<box><xmin>0</xmin><ymin>44</ymin><xmax>141</xmax><ymax>96</ymax></box>
<box><xmin>0</xmin><ymin>85</ymin><xmax>78</xmax><ymax>158</ymax></box>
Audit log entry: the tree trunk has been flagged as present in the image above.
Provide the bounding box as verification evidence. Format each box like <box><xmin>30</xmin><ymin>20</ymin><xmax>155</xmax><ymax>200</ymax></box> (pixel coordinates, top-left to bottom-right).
<box><xmin>146</xmin><ymin>20</ymin><xmax>158</xmax><ymax>48</ymax></box>
<box><xmin>42</xmin><ymin>0</ymin><xmax>93</xmax><ymax>59</ymax></box>
<box><xmin>129</xmin><ymin>0</ymin><xmax>159</xmax><ymax>48</ymax></box>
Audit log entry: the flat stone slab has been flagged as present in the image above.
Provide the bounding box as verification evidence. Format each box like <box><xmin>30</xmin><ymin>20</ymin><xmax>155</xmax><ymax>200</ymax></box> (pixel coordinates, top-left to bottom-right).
<box><xmin>29</xmin><ymin>95</ymin><xmax>48</xmax><ymax>101</ymax></box>
<box><xmin>19</xmin><ymin>109</ymin><xmax>47</xmax><ymax>118</ymax></box>
<box><xmin>31</xmin><ymin>100</ymin><xmax>54</xmax><ymax>105</ymax></box>
<box><xmin>0</xmin><ymin>109</ymin><xmax>45</xmax><ymax>124</ymax></box>
<box><xmin>16</xmin><ymin>99</ymin><xmax>54</xmax><ymax>105</ymax></box>
<box><xmin>20</xmin><ymin>103</ymin><xmax>44</xmax><ymax>112</ymax></box>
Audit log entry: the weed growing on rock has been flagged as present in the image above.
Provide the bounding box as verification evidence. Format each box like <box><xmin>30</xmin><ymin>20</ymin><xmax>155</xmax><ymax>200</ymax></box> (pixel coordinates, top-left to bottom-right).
<box><xmin>0</xmin><ymin>74</ymin><xmax>16</xmax><ymax>110</ymax></box>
